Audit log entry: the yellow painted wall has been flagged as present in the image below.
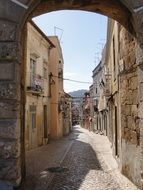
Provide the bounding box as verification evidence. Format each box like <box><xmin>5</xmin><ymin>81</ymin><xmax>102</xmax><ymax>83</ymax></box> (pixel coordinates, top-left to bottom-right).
<box><xmin>25</xmin><ymin>22</ymin><xmax>51</xmax><ymax>150</ymax></box>
<box><xmin>49</xmin><ymin>36</ymin><xmax>64</xmax><ymax>139</ymax></box>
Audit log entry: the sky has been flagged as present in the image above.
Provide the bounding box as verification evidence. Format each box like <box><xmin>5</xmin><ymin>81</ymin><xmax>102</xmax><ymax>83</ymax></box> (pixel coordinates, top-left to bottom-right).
<box><xmin>33</xmin><ymin>10</ymin><xmax>107</xmax><ymax>92</ymax></box>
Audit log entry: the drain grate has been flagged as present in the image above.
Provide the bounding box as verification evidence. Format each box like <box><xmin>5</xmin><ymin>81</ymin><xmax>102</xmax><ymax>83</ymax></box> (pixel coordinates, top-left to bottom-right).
<box><xmin>46</xmin><ymin>166</ymin><xmax>68</xmax><ymax>173</ymax></box>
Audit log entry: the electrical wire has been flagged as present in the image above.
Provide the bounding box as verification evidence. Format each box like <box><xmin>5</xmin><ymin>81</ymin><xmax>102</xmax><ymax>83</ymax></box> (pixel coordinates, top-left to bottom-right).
<box><xmin>51</xmin><ymin>74</ymin><xmax>107</xmax><ymax>86</ymax></box>
<box><xmin>27</xmin><ymin>72</ymin><xmax>104</xmax><ymax>85</ymax></box>
<box><xmin>63</xmin><ymin>78</ymin><xmax>92</xmax><ymax>84</ymax></box>
<box><xmin>51</xmin><ymin>74</ymin><xmax>92</xmax><ymax>84</ymax></box>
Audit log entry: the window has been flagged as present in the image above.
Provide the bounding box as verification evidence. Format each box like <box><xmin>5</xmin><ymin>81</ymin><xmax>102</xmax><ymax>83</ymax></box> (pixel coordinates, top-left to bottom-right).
<box><xmin>113</xmin><ymin>37</ymin><xmax>116</xmax><ymax>81</ymax></box>
<box><xmin>43</xmin><ymin>67</ymin><xmax>47</xmax><ymax>79</ymax></box>
<box><xmin>30</xmin><ymin>58</ymin><xmax>36</xmax><ymax>86</ymax></box>
<box><xmin>30</xmin><ymin>58</ymin><xmax>36</xmax><ymax>74</ymax></box>
<box><xmin>43</xmin><ymin>105</ymin><xmax>48</xmax><ymax>138</ymax></box>
<box><xmin>96</xmin><ymin>87</ymin><xmax>97</xmax><ymax>94</ymax></box>
<box><xmin>29</xmin><ymin>105</ymin><xmax>36</xmax><ymax>129</ymax></box>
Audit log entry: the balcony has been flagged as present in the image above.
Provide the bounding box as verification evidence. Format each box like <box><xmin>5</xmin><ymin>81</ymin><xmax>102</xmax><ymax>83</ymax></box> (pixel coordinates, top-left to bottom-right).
<box><xmin>27</xmin><ymin>72</ymin><xmax>44</xmax><ymax>94</ymax></box>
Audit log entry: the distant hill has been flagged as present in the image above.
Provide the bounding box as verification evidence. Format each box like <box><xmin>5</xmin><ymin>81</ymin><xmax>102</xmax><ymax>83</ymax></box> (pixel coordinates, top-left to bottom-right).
<box><xmin>69</xmin><ymin>89</ymin><xmax>88</xmax><ymax>98</ymax></box>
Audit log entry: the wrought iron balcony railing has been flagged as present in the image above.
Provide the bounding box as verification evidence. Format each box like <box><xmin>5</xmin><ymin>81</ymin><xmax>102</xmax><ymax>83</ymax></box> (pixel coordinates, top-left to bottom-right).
<box><xmin>26</xmin><ymin>72</ymin><xmax>44</xmax><ymax>94</ymax></box>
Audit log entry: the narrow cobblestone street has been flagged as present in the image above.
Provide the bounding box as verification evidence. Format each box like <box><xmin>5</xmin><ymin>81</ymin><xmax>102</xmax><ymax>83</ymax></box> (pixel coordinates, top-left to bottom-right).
<box><xmin>20</xmin><ymin>126</ymin><xmax>139</xmax><ymax>190</ymax></box>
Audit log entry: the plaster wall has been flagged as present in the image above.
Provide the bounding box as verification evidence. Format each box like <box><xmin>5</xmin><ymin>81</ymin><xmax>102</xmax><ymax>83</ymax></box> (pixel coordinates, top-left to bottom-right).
<box><xmin>25</xmin><ymin>22</ymin><xmax>50</xmax><ymax>150</ymax></box>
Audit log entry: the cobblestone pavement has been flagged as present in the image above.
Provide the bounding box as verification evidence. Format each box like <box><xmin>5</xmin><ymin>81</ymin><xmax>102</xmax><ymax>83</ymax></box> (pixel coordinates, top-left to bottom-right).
<box><xmin>19</xmin><ymin>134</ymin><xmax>74</xmax><ymax>190</ymax></box>
<box><xmin>19</xmin><ymin>125</ymin><xmax>139</xmax><ymax>190</ymax></box>
<box><xmin>48</xmin><ymin>126</ymin><xmax>138</xmax><ymax>190</ymax></box>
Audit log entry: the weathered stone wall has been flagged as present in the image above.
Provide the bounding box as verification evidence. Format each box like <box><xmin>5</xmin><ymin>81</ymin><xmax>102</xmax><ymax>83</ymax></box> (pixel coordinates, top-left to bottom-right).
<box><xmin>0</xmin><ymin>0</ymin><xmax>27</xmax><ymax>187</ymax></box>
<box><xmin>136</xmin><ymin>35</ymin><xmax>143</xmax><ymax>190</ymax></box>
<box><xmin>119</xmin><ymin>26</ymin><xmax>140</xmax><ymax>187</ymax></box>
<box><xmin>25</xmin><ymin>22</ymin><xmax>51</xmax><ymax>150</ymax></box>
<box><xmin>0</xmin><ymin>21</ymin><xmax>22</xmax><ymax>187</ymax></box>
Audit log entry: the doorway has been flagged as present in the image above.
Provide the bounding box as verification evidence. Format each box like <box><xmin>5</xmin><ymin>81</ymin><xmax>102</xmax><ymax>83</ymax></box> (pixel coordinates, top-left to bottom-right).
<box><xmin>43</xmin><ymin>105</ymin><xmax>48</xmax><ymax>138</ymax></box>
<box><xmin>29</xmin><ymin>105</ymin><xmax>37</xmax><ymax>148</ymax></box>
<box><xmin>115</xmin><ymin>106</ymin><xmax>118</xmax><ymax>157</ymax></box>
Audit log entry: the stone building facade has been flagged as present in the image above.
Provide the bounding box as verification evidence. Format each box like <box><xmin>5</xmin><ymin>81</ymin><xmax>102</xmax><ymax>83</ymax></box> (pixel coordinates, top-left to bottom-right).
<box><xmin>118</xmin><ymin>22</ymin><xmax>140</xmax><ymax>187</ymax></box>
<box><xmin>48</xmin><ymin>37</ymin><xmax>72</xmax><ymax>139</ymax></box>
<box><xmin>91</xmin><ymin>62</ymin><xmax>103</xmax><ymax>132</ymax></box>
<box><xmin>91</xmin><ymin>51</ymin><xmax>108</xmax><ymax>135</ymax></box>
<box><xmin>80</xmin><ymin>92</ymin><xmax>91</xmax><ymax>130</ymax></box>
<box><xmin>25</xmin><ymin>21</ymin><xmax>54</xmax><ymax>150</ymax></box>
<box><xmin>90</xmin><ymin>18</ymin><xmax>141</xmax><ymax>188</ymax></box>
<box><xmin>62</xmin><ymin>92</ymin><xmax>72</xmax><ymax>135</ymax></box>
<box><xmin>104</xmin><ymin>19</ymin><xmax>140</xmax><ymax>187</ymax></box>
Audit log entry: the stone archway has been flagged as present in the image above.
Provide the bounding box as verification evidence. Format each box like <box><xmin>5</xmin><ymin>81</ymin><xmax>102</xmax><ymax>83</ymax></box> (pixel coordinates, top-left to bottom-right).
<box><xmin>0</xmin><ymin>0</ymin><xmax>143</xmax><ymax>188</ymax></box>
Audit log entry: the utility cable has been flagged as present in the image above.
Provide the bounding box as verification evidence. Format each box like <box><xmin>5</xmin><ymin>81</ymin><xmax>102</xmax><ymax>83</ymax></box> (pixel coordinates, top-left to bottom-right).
<box><xmin>51</xmin><ymin>74</ymin><xmax>92</xmax><ymax>84</ymax></box>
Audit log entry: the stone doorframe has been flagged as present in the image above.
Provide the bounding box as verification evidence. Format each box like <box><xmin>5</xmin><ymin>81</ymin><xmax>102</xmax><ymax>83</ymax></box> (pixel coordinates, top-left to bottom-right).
<box><xmin>0</xmin><ymin>0</ymin><xmax>143</xmax><ymax>188</ymax></box>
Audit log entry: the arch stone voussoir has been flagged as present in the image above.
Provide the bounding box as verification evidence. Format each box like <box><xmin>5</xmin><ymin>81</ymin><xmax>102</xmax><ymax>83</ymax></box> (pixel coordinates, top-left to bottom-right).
<box><xmin>31</xmin><ymin>0</ymin><xmax>134</xmax><ymax>35</ymax></box>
